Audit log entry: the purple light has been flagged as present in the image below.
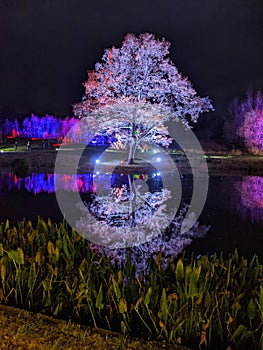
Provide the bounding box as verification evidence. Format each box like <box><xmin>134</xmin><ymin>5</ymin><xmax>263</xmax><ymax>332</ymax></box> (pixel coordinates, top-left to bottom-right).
<box><xmin>238</xmin><ymin>110</ymin><xmax>263</xmax><ymax>153</ymax></box>
<box><xmin>2</xmin><ymin>115</ymin><xmax>110</xmax><ymax>145</ymax></box>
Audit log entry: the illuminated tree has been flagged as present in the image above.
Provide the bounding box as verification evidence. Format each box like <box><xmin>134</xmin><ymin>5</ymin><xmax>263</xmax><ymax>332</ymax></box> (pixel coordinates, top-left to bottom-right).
<box><xmin>74</xmin><ymin>33</ymin><xmax>213</xmax><ymax>163</ymax></box>
<box><xmin>224</xmin><ymin>91</ymin><xmax>263</xmax><ymax>153</ymax></box>
<box><xmin>237</xmin><ymin>95</ymin><xmax>263</xmax><ymax>154</ymax></box>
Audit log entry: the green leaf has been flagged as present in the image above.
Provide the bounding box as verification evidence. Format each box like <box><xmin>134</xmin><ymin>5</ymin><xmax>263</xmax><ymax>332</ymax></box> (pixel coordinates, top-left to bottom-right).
<box><xmin>47</xmin><ymin>241</ymin><xmax>55</xmax><ymax>256</ymax></box>
<box><xmin>112</xmin><ymin>275</ymin><xmax>121</xmax><ymax>299</ymax></box>
<box><xmin>8</xmin><ymin>249</ymin><xmax>24</xmax><ymax>265</ymax></box>
<box><xmin>160</xmin><ymin>288</ymin><xmax>168</xmax><ymax>323</ymax></box>
<box><xmin>63</xmin><ymin>236</ymin><xmax>69</xmax><ymax>258</ymax></box>
<box><xmin>95</xmin><ymin>284</ymin><xmax>104</xmax><ymax>310</ymax></box>
<box><xmin>121</xmin><ymin>320</ymin><xmax>128</xmax><ymax>334</ymax></box>
<box><xmin>231</xmin><ymin>324</ymin><xmax>247</xmax><ymax>342</ymax></box>
<box><xmin>175</xmin><ymin>259</ymin><xmax>184</xmax><ymax>281</ymax></box>
<box><xmin>134</xmin><ymin>296</ymin><xmax>143</xmax><ymax>311</ymax></box>
<box><xmin>5</xmin><ymin>219</ymin><xmax>9</xmax><ymax>231</ymax></box>
<box><xmin>118</xmin><ymin>297</ymin><xmax>127</xmax><ymax>314</ymax></box>
<box><xmin>184</xmin><ymin>265</ymin><xmax>192</xmax><ymax>296</ymax></box>
<box><xmin>17</xmin><ymin>248</ymin><xmax>24</xmax><ymax>264</ymax></box>
<box><xmin>144</xmin><ymin>287</ymin><xmax>152</xmax><ymax>308</ymax></box>
<box><xmin>53</xmin><ymin>302</ymin><xmax>62</xmax><ymax>316</ymax></box>
<box><xmin>0</xmin><ymin>243</ymin><xmax>3</xmax><ymax>257</ymax></box>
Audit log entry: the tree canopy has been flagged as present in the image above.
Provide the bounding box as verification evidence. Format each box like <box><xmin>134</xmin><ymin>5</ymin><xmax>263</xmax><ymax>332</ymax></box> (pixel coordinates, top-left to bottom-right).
<box><xmin>74</xmin><ymin>32</ymin><xmax>213</xmax><ymax>128</ymax></box>
<box><xmin>73</xmin><ymin>33</ymin><xmax>214</xmax><ymax>164</ymax></box>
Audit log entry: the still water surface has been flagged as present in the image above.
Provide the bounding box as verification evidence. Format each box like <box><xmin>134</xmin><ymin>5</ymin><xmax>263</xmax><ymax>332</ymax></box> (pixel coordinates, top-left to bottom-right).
<box><xmin>0</xmin><ymin>172</ymin><xmax>262</xmax><ymax>258</ymax></box>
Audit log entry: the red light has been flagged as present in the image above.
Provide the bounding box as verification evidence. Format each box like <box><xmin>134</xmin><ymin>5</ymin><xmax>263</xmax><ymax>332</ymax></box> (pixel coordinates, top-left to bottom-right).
<box><xmin>13</xmin><ymin>174</ymin><xmax>18</xmax><ymax>184</ymax></box>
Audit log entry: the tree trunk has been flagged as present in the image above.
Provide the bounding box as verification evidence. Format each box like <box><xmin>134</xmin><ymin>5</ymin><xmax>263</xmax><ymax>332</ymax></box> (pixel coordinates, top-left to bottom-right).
<box><xmin>127</xmin><ymin>139</ymin><xmax>135</xmax><ymax>164</ymax></box>
<box><xmin>127</xmin><ymin>123</ymin><xmax>138</xmax><ymax>165</ymax></box>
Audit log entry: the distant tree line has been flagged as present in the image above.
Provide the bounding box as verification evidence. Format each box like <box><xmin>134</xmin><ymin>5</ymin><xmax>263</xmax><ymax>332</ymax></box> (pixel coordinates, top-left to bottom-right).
<box><xmin>0</xmin><ymin>114</ymin><xmax>78</xmax><ymax>141</ymax></box>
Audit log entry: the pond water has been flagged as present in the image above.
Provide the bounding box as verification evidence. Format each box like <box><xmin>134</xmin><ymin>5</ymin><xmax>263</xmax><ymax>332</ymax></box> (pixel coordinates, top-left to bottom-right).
<box><xmin>0</xmin><ymin>171</ymin><xmax>263</xmax><ymax>259</ymax></box>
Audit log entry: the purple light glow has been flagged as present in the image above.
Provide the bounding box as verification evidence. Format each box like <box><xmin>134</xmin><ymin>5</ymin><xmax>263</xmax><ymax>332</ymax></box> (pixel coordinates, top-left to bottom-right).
<box><xmin>235</xmin><ymin>176</ymin><xmax>263</xmax><ymax>209</ymax></box>
<box><xmin>235</xmin><ymin>176</ymin><xmax>263</xmax><ymax>223</ymax></box>
<box><xmin>1</xmin><ymin>173</ymin><xmax>157</xmax><ymax>195</ymax></box>
<box><xmin>238</xmin><ymin>110</ymin><xmax>263</xmax><ymax>154</ymax></box>
<box><xmin>1</xmin><ymin>173</ymin><xmax>96</xmax><ymax>195</ymax></box>
<box><xmin>2</xmin><ymin>115</ymin><xmax>110</xmax><ymax>145</ymax></box>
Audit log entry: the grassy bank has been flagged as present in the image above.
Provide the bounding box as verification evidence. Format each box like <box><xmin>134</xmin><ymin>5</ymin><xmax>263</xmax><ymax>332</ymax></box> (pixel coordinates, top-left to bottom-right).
<box><xmin>0</xmin><ymin>218</ymin><xmax>263</xmax><ymax>349</ymax></box>
<box><xmin>0</xmin><ymin>304</ymin><xmax>184</xmax><ymax>350</ymax></box>
<box><xmin>1</xmin><ymin>150</ymin><xmax>263</xmax><ymax>176</ymax></box>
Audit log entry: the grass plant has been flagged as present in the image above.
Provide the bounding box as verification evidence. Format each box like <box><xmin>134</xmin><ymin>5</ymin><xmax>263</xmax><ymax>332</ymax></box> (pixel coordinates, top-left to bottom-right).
<box><xmin>0</xmin><ymin>218</ymin><xmax>263</xmax><ymax>349</ymax></box>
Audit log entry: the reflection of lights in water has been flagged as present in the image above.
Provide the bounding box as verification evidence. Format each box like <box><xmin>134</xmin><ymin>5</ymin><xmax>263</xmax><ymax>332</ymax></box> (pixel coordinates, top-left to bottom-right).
<box><xmin>112</xmin><ymin>185</ymin><xmax>130</xmax><ymax>201</ymax></box>
<box><xmin>0</xmin><ymin>171</ymin><xmax>210</xmax><ymax>275</ymax></box>
<box><xmin>79</xmin><ymin>201</ymin><xmax>209</xmax><ymax>277</ymax></box>
<box><xmin>235</xmin><ymin>176</ymin><xmax>263</xmax><ymax>209</ymax></box>
<box><xmin>84</xmin><ymin>171</ymin><xmax>167</xmax><ymax>229</ymax></box>
<box><xmin>133</xmin><ymin>173</ymin><xmax>147</xmax><ymax>180</ymax></box>
<box><xmin>2</xmin><ymin>171</ymin><xmax>163</xmax><ymax>196</ymax></box>
<box><xmin>234</xmin><ymin>176</ymin><xmax>263</xmax><ymax>223</ymax></box>
<box><xmin>152</xmin><ymin>173</ymin><xmax>161</xmax><ymax>177</ymax></box>
<box><xmin>3</xmin><ymin>173</ymin><xmax>95</xmax><ymax>195</ymax></box>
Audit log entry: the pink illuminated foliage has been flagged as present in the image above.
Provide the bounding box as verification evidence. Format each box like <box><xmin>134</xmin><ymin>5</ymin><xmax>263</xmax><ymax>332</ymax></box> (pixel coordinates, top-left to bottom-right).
<box><xmin>238</xmin><ymin>109</ymin><xmax>263</xmax><ymax>154</ymax></box>
<box><xmin>224</xmin><ymin>91</ymin><xmax>263</xmax><ymax>154</ymax></box>
<box><xmin>73</xmin><ymin>33</ymin><xmax>213</xmax><ymax>163</ymax></box>
<box><xmin>235</xmin><ymin>176</ymin><xmax>263</xmax><ymax>223</ymax></box>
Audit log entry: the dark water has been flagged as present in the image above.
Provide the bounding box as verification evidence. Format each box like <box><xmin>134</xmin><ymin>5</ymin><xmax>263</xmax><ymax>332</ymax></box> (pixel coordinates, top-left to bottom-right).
<box><xmin>0</xmin><ymin>171</ymin><xmax>262</xmax><ymax>258</ymax></box>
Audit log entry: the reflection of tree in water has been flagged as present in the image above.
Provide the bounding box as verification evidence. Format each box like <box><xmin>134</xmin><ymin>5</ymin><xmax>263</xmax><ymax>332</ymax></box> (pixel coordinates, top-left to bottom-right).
<box><xmin>235</xmin><ymin>176</ymin><xmax>263</xmax><ymax>223</ymax></box>
<box><xmin>88</xmin><ymin>211</ymin><xmax>209</xmax><ymax>278</ymax></box>
<box><xmin>87</xmin><ymin>186</ymin><xmax>170</xmax><ymax>227</ymax></box>
<box><xmin>77</xmin><ymin>172</ymin><xmax>209</xmax><ymax>277</ymax></box>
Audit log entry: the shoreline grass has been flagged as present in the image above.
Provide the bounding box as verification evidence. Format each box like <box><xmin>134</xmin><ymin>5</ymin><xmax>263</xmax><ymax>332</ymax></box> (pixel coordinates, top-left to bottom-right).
<box><xmin>0</xmin><ymin>218</ymin><xmax>263</xmax><ymax>349</ymax></box>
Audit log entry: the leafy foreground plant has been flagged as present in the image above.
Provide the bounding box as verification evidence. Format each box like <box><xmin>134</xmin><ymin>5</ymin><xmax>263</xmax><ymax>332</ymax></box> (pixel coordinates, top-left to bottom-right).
<box><xmin>0</xmin><ymin>218</ymin><xmax>263</xmax><ymax>349</ymax></box>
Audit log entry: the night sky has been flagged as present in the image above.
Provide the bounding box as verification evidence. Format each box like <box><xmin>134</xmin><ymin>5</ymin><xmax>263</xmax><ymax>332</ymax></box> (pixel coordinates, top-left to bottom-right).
<box><xmin>0</xmin><ymin>0</ymin><xmax>262</xmax><ymax>136</ymax></box>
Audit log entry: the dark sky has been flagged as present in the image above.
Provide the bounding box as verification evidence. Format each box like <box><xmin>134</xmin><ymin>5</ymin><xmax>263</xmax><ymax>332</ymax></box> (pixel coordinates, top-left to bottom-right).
<box><xmin>0</xmin><ymin>0</ymin><xmax>262</xmax><ymax>131</ymax></box>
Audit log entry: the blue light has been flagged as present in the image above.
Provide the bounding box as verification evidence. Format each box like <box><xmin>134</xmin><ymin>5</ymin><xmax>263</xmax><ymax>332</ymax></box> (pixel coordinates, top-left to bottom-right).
<box><xmin>156</xmin><ymin>157</ymin><xmax>161</xmax><ymax>162</ymax></box>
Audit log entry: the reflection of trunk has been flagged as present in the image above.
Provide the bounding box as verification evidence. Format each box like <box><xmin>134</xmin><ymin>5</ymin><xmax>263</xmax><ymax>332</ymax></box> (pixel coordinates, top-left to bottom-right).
<box><xmin>128</xmin><ymin>174</ymin><xmax>137</xmax><ymax>227</ymax></box>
